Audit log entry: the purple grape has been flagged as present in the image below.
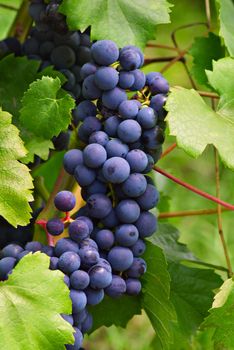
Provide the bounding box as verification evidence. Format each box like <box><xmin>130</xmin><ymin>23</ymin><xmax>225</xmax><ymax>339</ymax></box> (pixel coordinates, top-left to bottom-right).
<box><xmin>102</xmin><ymin>157</ymin><xmax>130</xmax><ymax>184</ymax></box>
<box><xmin>82</xmin><ymin>74</ymin><xmax>101</xmax><ymax>99</ymax></box>
<box><xmin>102</xmin><ymin>87</ymin><xmax>127</xmax><ymax>110</ymax></box>
<box><xmin>122</xmin><ymin>173</ymin><xmax>147</xmax><ymax>198</ymax></box>
<box><xmin>95</xmin><ymin>229</ymin><xmax>115</xmax><ymax>250</ymax></box>
<box><xmin>87</xmin><ymin>194</ymin><xmax>112</xmax><ymax>219</ymax></box>
<box><xmin>105</xmin><ymin>139</ymin><xmax>129</xmax><ymax>158</ymax></box>
<box><xmin>68</xmin><ymin>219</ymin><xmax>90</xmax><ymax>243</ymax></box>
<box><xmin>135</xmin><ymin>211</ymin><xmax>157</xmax><ymax>238</ymax></box>
<box><xmin>137</xmin><ymin>107</ymin><xmax>157</xmax><ymax>129</ymax></box>
<box><xmin>118</xmin><ymin>70</ymin><xmax>135</xmax><ymax>89</ymax></box>
<box><xmin>58</xmin><ymin>251</ymin><xmax>81</xmax><ymax>275</ymax></box>
<box><xmin>118</xmin><ymin>100</ymin><xmax>139</xmax><ymax>119</ymax></box>
<box><xmin>94</xmin><ymin>67</ymin><xmax>119</xmax><ymax>90</ymax></box>
<box><xmin>63</xmin><ymin>149</ymin><xmax>83</xmax><ymax>175</ymax></box>
<box><xmin>91</xmin><ymin>40</ymin><xmax>119</xmax><ymax>65</ymax></box>
<box><xmin>89</xmin><ymin>265</ymin><xmax>112</xmax><ymax>289</ymax></box>
<box><xmin>117</xmin><ymin>120</ymin><xmax>142</xmax><ymax>143</ymax></box>
<box><xmin>136</xmin><ymin>184</ymin><xmax>159</xmax><ymax>210</ymax></box>
<box><xmin>70</xmin><ymin>270</ymin><xmax>90</xmax><ymax>290</ymax></box>
<box><xmin>115</xmin><ymin>224</ymin><xmax>139</xmax><ymax>247</ymax></box>
<box><xmin>116</xmin><ymin>199</ymin><xmax>140</xmax><ymax>223</ymax></box>
<box><xmin>126</xmin><ymin>257</ymin><xmax>147</xmax><ymax>278</ymax></box>
<box><xmin>108</xmin><ymin>246</ymin><xmax>133</xmax><ymax>271</ymax></box>
<box><xmin>105</xmin><ymin>275</ymin><xmax>126</xmax><ymax>298</ymax></box>
<box><xmin>70</xmin><ymin>290</ymin><xmax>87</xmax><ymax>313</ymax></box>
<box><xmin>104</xmin><ymin>115</ymin><xmax>121</xmax><ymax>137</ymax></box>
<box><xmin>126</xmin><ymin>149</ymin><xmax>148</xmax><ymax>173</ymax></box>
<box><xmin>46</xmin><ymin>218</ymin><xmax>64</xmax><ymax>236</ymax></box>
<box><xmin>0</xmin><ymin>257</ymin><xmax>16</xmax><ymax>280</ymax></box>
<box><xmin>131</xmin><ymin>239</ymin><xmax>146</xmax><ymax>257</ymax></box>
<box><xmin>74</xmin><ymin>164</ymin><xmax>96</xmax><ymax>187</ymax></box>
<box><xmin>126</xmin><ymin>278</ymin><xmax>142</xmax><ymax>295</ymax></box>
<box><xmin>54</xmin><ymin>238</ymin><xmax>79</xmax><ymax>257</ymax></box>
<box><xmin>54</xmin><ymin>191</ymin><xmax>76</xmax><ymax>212</ymax></box>
<box><xmin>83</xmin><ymin>143</ymin><xmax>107</xmax><ymax>168</ymax></box>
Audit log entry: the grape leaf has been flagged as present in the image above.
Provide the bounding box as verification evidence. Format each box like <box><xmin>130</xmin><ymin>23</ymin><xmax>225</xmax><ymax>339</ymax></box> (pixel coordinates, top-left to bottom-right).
<box><xmin>206</xmin><ymin>57</ymin><xmax>234</xmax><ymax>120</ymax></box>
<box><xmin>142</xmin><ymin>241</ymin><xmax>176</xmax><ymax>350</ymax></box>
<box><xmin>20</xmin><ymin>76</ymin><xmax>75</xmax><ymax>139</ymax></box>
<box><xmin>165</xmin><ymin>87</ymin><xmax>234</xmax><ymax>170</ymax></box>
<box><xmin>0</xmin><ymin>109</ymin><xmax>33</xmax><ymax>226</ymax></box>
<box><xmin>218</xmin><ymin>0</ymin><xmax>234</xmax><ymax>57</ymax></box>
<box><xmin>0</xmin><ymin>55</ymin><xmax>71</xmax><ymax>162</ymax></box>
<box><xmin>168</xmin><ymin>263</ymin><xmax>222</xmax><ymax>349</ymax></box>
<box><xmin>89</xmin><ymin>295</ymin><xmax>141</xmax><ymax>333</ymax></box>
<box><xmin>202</xmin><ymin>277</ymin><xmax>234</xmax><ymax>349</ymax></box>
<box><xmin>150</xmin><ymin>223</ymin><xmax>196</xmax><ymax>263</ymax></box>
<box><xmin>189</xmin><ymin>32</ymin><xmax>225</xmax><ymax>85</ymax></box>
<box><xmin>59</xmin><ymin>0</ymin><xmax>171</xmax><ymax>49</ymax></box>
<box><xmin>0</xmin><ymin>253</ymin><xmax>74</xmax><ymax>350</ymax></box>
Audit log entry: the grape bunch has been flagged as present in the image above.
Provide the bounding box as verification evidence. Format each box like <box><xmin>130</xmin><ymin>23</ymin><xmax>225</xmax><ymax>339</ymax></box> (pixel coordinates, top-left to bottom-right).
<box><xmin>0</xmin><ymin>191</ymin><xmax>112</xmax><ymax>350</ymax></box>
<box><xmin>61</xmin><ymin>39</ymin><xmax>169</xmax><ymax>299</ymax></box>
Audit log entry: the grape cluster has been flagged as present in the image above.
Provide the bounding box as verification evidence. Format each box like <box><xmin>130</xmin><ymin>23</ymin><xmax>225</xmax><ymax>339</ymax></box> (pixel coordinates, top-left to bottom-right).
<box><xmin>62</xmin><ymin>39</ymin><xmax>169</xmax><ymax>299</ymax></box>
<box><xmin>0</xmin><ymin>191</ymin><xmax>111</xmax><ymax>350</ymax></box>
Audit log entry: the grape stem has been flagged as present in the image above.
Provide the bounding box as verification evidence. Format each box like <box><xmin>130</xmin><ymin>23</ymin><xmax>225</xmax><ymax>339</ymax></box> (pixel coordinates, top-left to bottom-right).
<box><xmin>154</xmin><ymin>166</ymin><xmax>234</xmax><ymax>210</ymax></box>
<box><xmin>36</xmin><ymin>219</ymin><xmax>55</xmax><ymax>247</ymax></box>
<box><xmin>160</xmin><ymin>143</ymin><xmax>177</xmax><ymax>159</ymax></box>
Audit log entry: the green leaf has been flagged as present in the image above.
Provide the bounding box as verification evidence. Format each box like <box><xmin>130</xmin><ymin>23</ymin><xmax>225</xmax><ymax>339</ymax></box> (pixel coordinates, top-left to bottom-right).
<box><xmin>206</xmin><ymin>57</ymin><xmax>234</xmax><ymax>120</ymax></box>
<box><xmin>165</xmin><ymin>87</ymin><xmax>234</xmax><ymax>170</ymax></box>
<box><xmin>0</xmin><ymin>253</ymin><xmax>74</xmax><ymax>350</ymax></box>
<box><xmin>142</xmin><ymin>241</ymin><xmax>176</xmax><ymax>349</ymax></box>
<box><xmin>169</xmin><ymin>263</ymin><xmax>222</xmax><ymax>349</ymax></box>
<box><xmin>59</xmin><ymin>0</ymin><xmax>171</xmax><ymax>49</ymax></box>
<box><xmin>20</xmin><ymin>76</ymin><xmax>75</xmax><ymax>139</ymax></box>
<box><xmin>157</xmin><ymin>192</ymin><xmax>171</xmax><ymax>213</ymax></box>
<box><xmin>0</xmin><ymin>55</ymin><xmax>71</xmax><ymax>163</ymax></box>
<box><xmin>189</xmin><ymin>32</ymin><xmax>225</xmax><ymax>85</ymax></box>
<box><xmin>218</xmin><ymin>0</ymin><xmax>234</xmax><ymax>56</ymax></box>
<box><xmin>0</xmin><ymin>55</ymin><xmax>40</xmax><ymax>121</ymax></box>
<box><xmin>150</xmin><ymin>223</ymin><xmax>196</xmax><ymax>263</ymax></box>
<box><xmin>0</xmin><ymin>109</ymin><xmax>33</xmax><ymax>226</ymax></box>
<box><xmin>89</xmin><ymin>295</ymin><xmax>141</xmax><ymax>333</ymax></box>
<box><xmin>202</xmin><ymin>277</ymin><xmax>234</xmax><ymax>349</ymax></box>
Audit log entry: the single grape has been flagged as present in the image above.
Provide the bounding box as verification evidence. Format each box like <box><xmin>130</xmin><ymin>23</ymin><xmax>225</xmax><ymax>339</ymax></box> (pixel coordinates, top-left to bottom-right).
<box><xmin>102</xmin><ymin>87</ymin><xmax>127</xmax><ymax>110</ymax></box>
<box><xmin>91</xmin><ymin>40</ymin><xmax>119</xmax><ymax>65</ymax></box>
<box><xmin>63</xmin><ymin>149</ymin><xmax>83</xmax><ymax>175</ymax></box>
<box><xmin>0</xmin><ymin>257</ymin><xmax>16</xmax><ymax>280</ymax></box>
<box><xmin>50</xmin><ymin>256</ymin><xmax>59</xmax><ymax>270</ymax></box>
<box><xmin>70</xmin><ymin>290</ymin><xmax>87</xmax><ymax>313</ymax></box>
<box><xmin>23</xmin><ymin>37</ymin><xmax>39</xmax><ymax>55</ymax></box>
<box><xmin>89</xmin><ymin>131</ymin><xmax>109</xmax><ymax>146</ymax></box>
<box><xmin>39</xmin><ymin>40</ymin><xmax>54</xmax><ymax>58</ymax></box>
<box><xmin>79</xmin><ymin>247</ymin><xmax>100</xmax><ymax>268</ymax></box>
<box><xmin>1</xmin><ymin>244</ymin><xmax>23</xmax><ymax>259</ymax></box>
<box><xmin>117</xmin><ymin>120</ymin><xmax>142</xmax><ymax>143</ymax></box>
<box><xmin>136</xmin><ymin>184</ymin><xmax>159</xmax><ymax>210</ymax></box>
<box><xmin>105</xmin><ymin>139</ymin><xmax>129</xmax><ymax>158</ymax></box>
<box><xmin>118</xmin><ymin>100</ymin><xmax>139</xmax><ymax>119</ymax></box>
<box><xmin>83</xmin><ymin>143</ymin><xmax>107</xmax><ymax>168</ymax></box>
<box><xmin>87</xmin><ymin>194</ymin><xmax>112</xmax><ymax>219</ymax></box>
<box><xmin>142</xmin><ymin>126</ymin><xmax>165</xmax><ymax>149</ymax></box>
<box><xmin>121</xmin><ymin>45</ymin><xmax>144</xmax><ymax>66</ymax></box>
<box><xmin>54</xmin><ymin>238</ymin><xmax>79</xmax><ymax>257</ymax></box>
<box><xmin>116</xmin><ymin>199</ymin><xmax>140</xmax><ymax>223</ymax></box>
<box><xmin>103</xmin><ymin>157</ymin><xmax>130</xmax><ymax>184</ymax></box>
<box><xmin>86</xmin><ymin>288</ymin><xmax>104</xmax><ymax>305</ymax></box>
<box><xmin>147</xmin><ymin>74</ymin><xmax>169</xmax><ymax>94</ymax></box>
<box><xmin>76</xmin><ymin>46</ymin><xmax>91</xmax><ymax>65</ymax></box>
<box><xmin>74</xmin><ymin>101</ymin><xmax>97</xmax><ymax>122</ymax></box>
<box><xmin>149</xmin><ymin>94</ymin><xmax>167</xmax><ymax>113</ymax></box>
<box><xmin>130</xmin><ymin>69</ymin><xmax>146</xmax><ymax>91</ymax></box>
<box><xmin>126</xmin><ymin>257</ymin><xmax>147</xmax><ymax>278</ymax></box>
<box><xmin>80</xmin><ymin>116</ymin><xmax>102</xmax><ymax>136</ymax></box>
<box><xmin>82</xmin><ymin>74</ymin><xmax>101</xmax><ymax>100</ymax></box>
<box><xmin>25</xmin><ymin>241</ymin><xmax>43</xmax><ymax>252</ymax></box>
<box><xmin>108</xmin><ymin>246</ymin><xmax>133</xmax><ymax>271</ymax></box>
<box><xmin>84</xmin><ymin>180</ymin><xmax>108</xmax><ymax>198</ymax></box>
<box><xmin>105</xmin><ymin>275</ymin><xmax>126</xmax><ymax>298</ymax></box>
<box><xmin>74</xmin><ymin>164</ymin><xmax>96</xmax><ymax>187</ymax></box>
<box><xmin>18</xmin><ymin>250</ymin><xmax>30</xmax><ymax>260</ymax></box>
<box><xmin>118</xmin><ymin>70</ymin><xmax>135</xmax><ymax>89</ymax></box>
<box><xmin>54</xmin><ymin>191</ymin><xmax>76</xmax><ymax>212</ymax></box>
<box><xmin>122</xmin><ymin>173</ymin><xmax>147</xmax><ymax>198</ymax></box>
<box><xmin>58</xmin><ymin>251</ymin><xmax>81</xmax><ymax>275</ymax></box>
<box><xmin>119</xmin><ymin>48</ymin><xmax>141</xmax><ymax>71</ymax></box>
<box><xmin>80</xmin><ymin>62</ymin><xmax>97</xmax><ymax>79</ymax></box>
<box><xmin>70</xmin><ymin>270</ymin><xmax>90</xmax><ymax>290</ymax></box>
<box><xmin>126</xmin><ymin>149</ymin><xmax>148</xmax><ymax>173</ymax></box>
<box><xmin>126</xmin><ymin>278</ymin><xmax>142</xmax><ymax>295</ymax></box>
<box><xmin>89</xmin><ymin>265</ymin><xmax>112</xmax><ymax>289</ymax></box>
<box><xmin>94</xmin><ymin>67</ymin><xmax>119</xmax><ymax>90</ymax></box>
<box><xmin>79</xmin><ymin>238</ymin><xmax>98</xmax><ymax>251</ymax></box>
<box><xmin>81</xmin><ymin>313</ymin><xmax>93</xmax><ymax>333</ymax></box>
<box><xmin>46</xmin><ymin>218</ymin><xmax>64</xmax><ymax>236</ymax></box>
<box><xmin>101</xmin><ymin>209</ymin><xmax>119</xmax><ymax>228</ymax></box>
<box><xmin>131</xmin><ymin>239</ymin><xmax>146</xmax><ymax>256</ymax></box>
<box><xmin>135</xmin><ymin>211</ymin><xmax>157</xmax><ymax>238</ymax></box>
<box><xmin>60</xmin><ymin>69</ymin><xmax>76</xmax><ymax>90</ymax></box>
<box><xmin>73</xmin><ymin>309</ymin><xmax>88</xmax><ymax>326</ymax></box>
<box><xmin>104</xmin><ymin>115</ymin><xmax>121</xmax><ymax>137</ymax></box>
<box><xmin>146</xmin><ymin>72</ymin><xmax>162</xmax><ymax>85</ymax></box>
<box><xmin>137</xmin><ymin>107</ymin><xmax>157</xmax><ymax>129</ymax></box>
<box><xmin>95</xmin><ymin>229</ymin><xmax>115</xmax><ymax>250</ymax></box>
<box><xmin>50</xmin><ymin>45</ymin><xmax>76</xmax><ymax>68</ymax></box>
<box><xmin>68</xmin><ymin>219</ymin><xmax>90</xmax><ymax>243</ymax></box>
<box><xmin>115</xmin><ymin>224</ymin><xmax>139</xmax><ymax>247</ymax></box>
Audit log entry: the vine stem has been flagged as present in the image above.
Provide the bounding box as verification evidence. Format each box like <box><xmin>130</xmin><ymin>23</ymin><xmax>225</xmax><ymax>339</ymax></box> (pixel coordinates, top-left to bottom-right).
<box><xmin>8</xmin><ymin>0</ymin><xmax>32</xmax><ymax>41</ymax></box>
<box><xmin>214</xmin><ymin>149</ymin><xmax>233</xmax><ymax>277</ymax></box>
<box><xmin>205</xmin><ymin>0</ymin><xmax>211</xmax><ymax>30</ymax></box>
<box><xmin>159</xmin><ymin>207</ymin><xmax>230</xmax><ymax>219</ymax></box>
<box><xmin>197</xmin><ymin>90</ymin><xmax>219</xmax><ymax>99</ymax></box>
<box><xmin>160</xmin><ymin>50</ymin><xmax>187</xmax><ymax>73</ymax></box>
<box><xmin>0</xmin><ymin>4</ymin><xmax>18</xmax><ymax>11</ymax></box>
<box><xmin>146</xmin><ymin>43</ymin><xmax>180</xmax><ymax>51</ymax></box>
<box><xmin>154</xmin><ymin>166</ymin><xmax>234</xmax><ymax>210</ymax></box>
<box><xmin>160</xmin><ymin>143</ymin><xmax>177</xmax><ymax>159</ymax></box>
<box><xmin>144</xmin><ymin>56</ymin><xmax>184</xmax><ymax>65</ymax></box>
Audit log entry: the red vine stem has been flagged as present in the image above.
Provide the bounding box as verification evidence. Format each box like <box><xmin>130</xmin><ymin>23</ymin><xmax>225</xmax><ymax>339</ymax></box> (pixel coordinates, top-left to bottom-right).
<box><xmin>36</xmin><ymin>220</ymin><xmax>55</xmax><ymax>247</ymax></box>
<box><xmin>160</xmin><ymin>143</ymin><xmax>177</xmax><ymax>159</ymax></box>
<box><xmin>154</xmin><ymin>166</ymin><xmax>234</xmax><ymax>210</ymax></box>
